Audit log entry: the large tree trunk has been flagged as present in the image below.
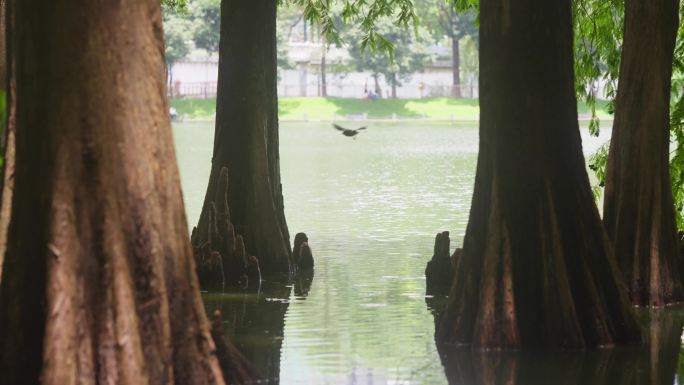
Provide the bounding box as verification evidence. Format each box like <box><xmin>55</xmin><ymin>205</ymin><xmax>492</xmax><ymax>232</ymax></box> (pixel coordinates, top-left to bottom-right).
<box><xmin>436</xmin><ymin>0</ymin><xmax>641</xmax><ymax>350</ymax></box>
<box><xmin>602</xmin><ymin>0</ymin><xmax>683</xmax><ymax>307</ymax></box>
<box><xmin>0</xmin><ymin>0</ymin><xmax>257</xmax><ymax>383</ymax></box>
<box><xmin>195</xmin><ymin>0</ymin><xmax>292</xmax><ymax>275</ymax></box>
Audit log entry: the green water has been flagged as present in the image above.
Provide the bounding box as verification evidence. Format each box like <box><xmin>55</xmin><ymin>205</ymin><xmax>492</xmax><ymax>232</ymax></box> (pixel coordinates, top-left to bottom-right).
<box><xmin>173</xmin><ymin>122</ymin><xmax>682</xmax><ymax>385</ymax></box>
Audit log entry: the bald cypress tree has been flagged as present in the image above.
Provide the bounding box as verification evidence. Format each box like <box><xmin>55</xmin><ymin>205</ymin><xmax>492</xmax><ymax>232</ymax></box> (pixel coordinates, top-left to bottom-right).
<box><xmin>437</xmin><ymin>0</ymin><xmax>641</xmax><ymax>349</ymax></box>
<box><xmin>0</xmin><ymin>0</ymin><xmax>257</xmax><ymax>382</ymax></box>
<box><xmin>193</xmin><ymin>0</ymin><xmax>292</xmax><ymax>275</ymax></box>
<box><xmin>603</xmin><ymin>0</ymin><xmax>683</xmax><ymax>307</ymax></box>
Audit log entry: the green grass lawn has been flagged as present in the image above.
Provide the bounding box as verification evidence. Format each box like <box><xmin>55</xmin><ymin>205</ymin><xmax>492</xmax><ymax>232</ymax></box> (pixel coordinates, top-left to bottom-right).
<box><xmin>170</xmin><ymin>96</ymin><xmax>612</xmax><ymax>121</ymax></box>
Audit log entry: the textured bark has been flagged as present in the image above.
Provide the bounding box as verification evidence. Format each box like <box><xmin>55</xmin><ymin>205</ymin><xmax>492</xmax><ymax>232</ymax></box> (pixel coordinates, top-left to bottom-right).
<box><xmin>0</xmin><ymin>0</ymin><xmax>13</xmax><ymax>281</ymax></box>
<box><xmin>192</xmin><ymin>167</ymin><xmax>262</xmax><ymax>290</ymax></box>
<box><xmin>196</xmin><ymin>0</ymin><xmax>292</xmax><ymax>273</ymax></box>
<box><xmin>603</xmin><ymin>0</ymin><xmax>683</xmax><ymax>307</ymax></box>
<box><xmin>0</xmin><ymin>0</ymin><xmax>257</xmax><ymax>383</ymax></box>
<box><xmin>437</xmin><ymin>0</ymin><xmax>641</xmax><ymax>350</ymax></box>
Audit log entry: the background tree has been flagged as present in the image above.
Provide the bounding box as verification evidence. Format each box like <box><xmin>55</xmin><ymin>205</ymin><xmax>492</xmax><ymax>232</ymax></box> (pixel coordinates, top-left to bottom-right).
<box><xmin>345</xmin><ymin>19</ymin><xmax>432</xmax><ymax>98</ymax></box>
<box><xmin>437</xmin><ymin>0</ymin><xmax>640</xmax><ymax>349</ymax></box>
<box><xmin>417</xmin><ymin>0</ymin><xmax>477</xmax><ymax>98</ymax></box>
<box><xmin>193</xmin><ymin>0</ymin><xmax>419</xmax><ymax>279</ymax></box>
<box><xmin>193</xmin><ymin>0</ymin><xmax>293</xmax><ymax>273</ymax></box>
<box><xmin>602</xmin><ymin>0</ymin><xmax>683</xmax><ymax>307</ymax></box>
<box><xmin>163</xmin><ymin>6</ymin><xmax>192</xmax><ymax>95</ymax></box>
<box><xmin>191</xmin><ymin>0</ymin><xmax>221</xmax><ymax>53</ymax></box>
<box><xmin>0</xmin><ymin>0</ymin><xmax>256</xmax><ymax>382</ymax></box>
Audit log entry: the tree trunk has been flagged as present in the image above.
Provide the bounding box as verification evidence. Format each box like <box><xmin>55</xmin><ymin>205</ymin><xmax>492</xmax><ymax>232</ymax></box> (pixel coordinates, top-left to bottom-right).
<box><xmin>436</xmin><ymin>0</ymin><xmax>641</xmax><ymax>350</ymax></box>
<box><xmin>602</xmin><ymin>0</ymin><xmax>683</xmax><ymax>307</ymax></box>
<box><xmin>0</xmin><ymin>0</ymin><xmax>13</xmax><ymax>281</ymax></box>
<box><xmin>195</xmin><ymin>0</ymin><xmax>292</xmax><ymax>275</ymax></box>
<box><xmin>451</xmin><ymin>36</ymin><xmax>461</xmax><ymax>98</ymax></box>
<box><xmin>373</xmin><ymin>74</ymin><xmax>382</xmax><ymax>97</ymax></box>
<box><xmin>391</xmin><ymin>75</ymin><xmax>397</xmax><ymax>98</ymax></box>
<box><xmin>320</xmin><ymin>37</ymin><xmax>327</xmax><ymax>97</ymax></box>
<box><xmin>0</xmin><ymin>0</ymin><xmax>257</xmax><ymax>383</ymax></box>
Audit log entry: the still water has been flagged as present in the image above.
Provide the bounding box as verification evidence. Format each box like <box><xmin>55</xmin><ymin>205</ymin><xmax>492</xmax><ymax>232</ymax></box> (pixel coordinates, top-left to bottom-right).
<box><xmin>173</xmin><ymin>121</ymin><xmax>684</xmax><ymax>385</ymax></box>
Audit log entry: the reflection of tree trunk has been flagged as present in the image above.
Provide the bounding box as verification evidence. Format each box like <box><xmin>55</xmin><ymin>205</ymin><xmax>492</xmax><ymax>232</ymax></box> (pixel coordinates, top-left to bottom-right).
<box><xmin>603</xmin><ymin>0</ymin><xmax>683</xmax><ymax>307</ymax></box>
<box><xmin>0</xmin><ymin>1</ymin><xmax>256</xmax><ymax>383</ymax></box>
<box><xmin>451</xmin><ymin>36</ymin><xmax>461</xmax><ymax>98</ymax></box>
<box><xmin>204</xmin><ymin>275</ymin><xmax>306</xmax><ymax>383</ymax></box>
<box><xmin>437</xmin><ymin>0</ymin><xmax>640</xmax><ymax>350</ymax></box>
<box><xmin>431</xmin><ymin>300</ymin><xmax>683</xmax><ymax>385</ymax></box>
<box><xmin>197</xmin><ymin>0</ymin><xmax>292</xmax><ymax>273</ymax></box>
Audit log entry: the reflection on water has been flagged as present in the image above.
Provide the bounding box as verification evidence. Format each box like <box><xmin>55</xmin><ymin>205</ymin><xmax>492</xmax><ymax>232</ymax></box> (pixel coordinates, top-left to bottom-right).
<box><xmin>173</xmin><ymin>121</ymin><xmax>684</xmax><ymax>384</ymax></box>
<box><xmin>427</xmin><ymin>298</ymin><xmax>684</xmax><ymax>385</ymax></box>
<box><xmin>202</xmin><ymin>272</ymin><xmax>314</xmax><ymax>383</ymax></box>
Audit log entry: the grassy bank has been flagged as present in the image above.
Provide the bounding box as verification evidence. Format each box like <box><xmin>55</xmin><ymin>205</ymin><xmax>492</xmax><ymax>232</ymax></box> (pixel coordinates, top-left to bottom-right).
<box><xmin>170</xmin><ymin>96</ymin><xmax>612</xmax><ymax>121</ymax></box>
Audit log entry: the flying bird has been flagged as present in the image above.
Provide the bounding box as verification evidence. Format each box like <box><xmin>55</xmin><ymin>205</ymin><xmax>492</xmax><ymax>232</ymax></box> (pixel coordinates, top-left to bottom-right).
<box><xmin>333</xmin><ymin>123</ymin><xmax>367</xmax><ymax>139</ymax></box>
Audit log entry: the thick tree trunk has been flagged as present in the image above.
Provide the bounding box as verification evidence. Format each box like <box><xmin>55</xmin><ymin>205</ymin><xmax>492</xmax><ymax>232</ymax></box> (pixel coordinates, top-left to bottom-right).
<box><xmin>436</xmin><ymin>0</ymin><xmax>641</xmax><ymax>350</ymax></box>
<box><xmin>451</xmin><ymin>36</ymin><xmax>461</xmax><ymax>98</ymax></box>
<box><xmin>603</xmin><ymin>0</ymin><xmax>683</xmax><ymax>307</ymax></box>
<box><xmin>0</xmin><ymin>0</ymin><xmax>257</xmax><ymax>383</ymax></box>
<box><xmin>195</xmin><ymin>0</ymin><xmax>292</xmax><ymax>275</ymax></box>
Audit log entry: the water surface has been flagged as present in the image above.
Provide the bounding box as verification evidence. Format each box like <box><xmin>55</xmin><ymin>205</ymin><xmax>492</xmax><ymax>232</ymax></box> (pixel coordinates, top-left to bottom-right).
<box><xmin>173</xmin><ymin>121</ymin><xmax>682</xmax><ymax>385</ymax></box>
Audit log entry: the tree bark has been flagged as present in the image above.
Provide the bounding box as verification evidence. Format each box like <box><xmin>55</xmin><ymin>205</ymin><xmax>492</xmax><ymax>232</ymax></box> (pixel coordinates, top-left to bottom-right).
<box><xmin>603</xmin><ymin>0</ymin><xmax>683</xmax><ymax>307</ymax></box>
<box><xmin>437</xmin><ymin>0</ymin><xmax>641</xmax><ymax>350</ymax></box>
<box><xmin>0</xmin><ymin>0</ymin><xmax>13</xmax><ymax>281</ymax></box>
<box><xmin>0</xmin><ymin>0</ymin><xmax>257</xmax><ymax>383</ymax></box>
<box><xmin>451</xmin><ymin>36</ymin><xmax>461</xmax><ymax>98</ymax></box>
<box><xmin>195</xmin><ymin>0</ymin><xmax>292</xmax><ymax>274</ymax></box>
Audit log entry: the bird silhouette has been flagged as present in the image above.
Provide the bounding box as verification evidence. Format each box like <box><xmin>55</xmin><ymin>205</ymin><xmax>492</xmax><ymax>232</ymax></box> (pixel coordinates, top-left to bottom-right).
<box><xmin>333</xmin><ymin>123</ymin><xmax>367</xmax><ymax>139</ymax></box>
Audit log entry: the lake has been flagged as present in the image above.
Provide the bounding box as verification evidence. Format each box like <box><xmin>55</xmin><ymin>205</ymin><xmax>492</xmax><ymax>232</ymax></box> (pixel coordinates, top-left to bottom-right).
<box><xmin>173</xmin><ymin>121</ymin><xmax>683</xmax><ymax>385</ymax></box>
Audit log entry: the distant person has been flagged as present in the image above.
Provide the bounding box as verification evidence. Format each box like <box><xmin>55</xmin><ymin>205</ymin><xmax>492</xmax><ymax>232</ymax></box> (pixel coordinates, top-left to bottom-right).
<box><xmin>169</xmin><ymin>106</ymin><xmax>178</xmax><ymax>121</ymax></box>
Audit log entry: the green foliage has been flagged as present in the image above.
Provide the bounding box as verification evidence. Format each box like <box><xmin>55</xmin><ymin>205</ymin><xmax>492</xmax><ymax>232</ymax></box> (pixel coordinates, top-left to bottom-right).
<box><xmin>285</xmin><ymin>0</ymin><xmax>420</xmax><ymax>55</ymax></box>
<box><xmin>587</xmin><ymin>141</ymin><xmax>609</xmax><ymax>201</ymax></box>
<box><xmin>572</xmin><ymin>0</ymin><xmax>623</xmax><ymax>136</ymax></box>
<box><xmin>669</xmin><ymin>0</ymin><xmax>684</xmax><ymax>228</ymax></box>
<box><xmin>162</xmin><ymin>6</ymin><xmax>193</xmax><ymax>67</ymax></box>
<box><xmin>190</xmin><ymin>0</ymin><xmax>221</xmax><ymax>52</ymax></box>
<box><xmin>345</xmin><ymin>19</ymin><xmax>433</xmax><ymax>95</ymax></box>
<box><xmin>415</xmin><ymin>0</ymin><xmax>477</xmax><ymax>42</ymax></box>
<box><xmin>161</xmin><ymin>0</ymin><xmax>188</xmax><ymax>12</ymax></box>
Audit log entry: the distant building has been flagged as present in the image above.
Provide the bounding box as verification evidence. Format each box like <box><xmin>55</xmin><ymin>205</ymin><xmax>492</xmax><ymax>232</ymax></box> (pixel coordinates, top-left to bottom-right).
<box><xmin>169</xmin><ymin>42</ymin><xmax>478</xmax><ymax>99</ymax></box>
